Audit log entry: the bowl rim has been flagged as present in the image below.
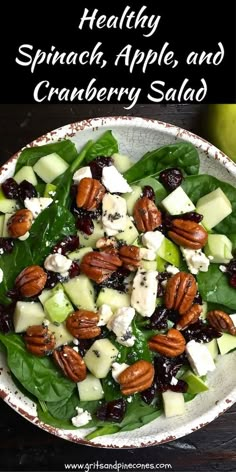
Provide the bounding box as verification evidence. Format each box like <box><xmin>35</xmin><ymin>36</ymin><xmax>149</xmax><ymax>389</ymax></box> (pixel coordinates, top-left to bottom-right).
<box><xmin>1</xmin><ymin>115</ymin><xmax>236</xmax><ymax>449</ymax></box>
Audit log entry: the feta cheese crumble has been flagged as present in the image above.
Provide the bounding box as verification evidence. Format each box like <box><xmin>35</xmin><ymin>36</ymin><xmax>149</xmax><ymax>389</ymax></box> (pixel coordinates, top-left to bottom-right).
<box><xmin>186</xmin><ymin>340</ymin><xmax>215</xmax><ymax>376</ymax></box>
<box><xmin>111</xmin><ymin>362</ymin><xmax>129</xmax><ymax>382</ymax></box>
<box><xmin>140</xmin><ymin>247</ymin><xmax>156</xmax><ymax>261</ymax></box>
<box><xmin>97</xmin><ymin>304</ymin><xmax>113</xmax><ymax>326</ymax></box>
<box><xmin>181</xmin><ymin>247</ymin><xmax>210</xmax><ymax>275</ymax></box>
<box><xmin>24</xmin><ymin>197</ymin><xmax>53</xmax><ymax>219</ymax></box>
<box><xmin>142</xmin><ymin>231</ymin><xmax>164</xmax><ymax>252</ymax></box>
<box><xmin>166</xmin><ymin>265</ymin><xmax>180</xmax><ymax>275</ymax></box>
<box><xmin>73</xmin><ymin>166</ymin><xmax>92</xmax><ymax>183</ymax></box>
<box><xmin>44</xmin><ymin>253</ymin><xmax>72</xmax><ymax>276</ymax></box>
<box><xmin>102</xmin><ymin>166</ymin><xmax>132</xmax><ymax>193</ymax></box>
<box><xmin>71</xmin><ymin>407</ymin><xmax>92</xmax><ymax>427</ymax></box>
<box><xmin>131</xmin><ymin>268</ymin><xmax>158</xmax><ymax>317</ymax></box>
<box><xmin>107</xmin><ymin>307</ymin><xmax>136</xmax><ymax>347</ymax></box>
<box><xmin>102</xmin><ymin>193</ymin><xmax>127</xmax><ymax>236</ymax></box>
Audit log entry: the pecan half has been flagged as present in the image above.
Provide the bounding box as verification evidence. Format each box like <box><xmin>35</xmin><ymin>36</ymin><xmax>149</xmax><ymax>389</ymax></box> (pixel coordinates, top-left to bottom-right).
<box><xmin>53</xmin><ymin>345</ymin><xmax>86</xmax><ymax>382</ymax></box>
<box><xmin>117</xmin><ymin>360</ymin><xmax>154</xmax><ymax>395</ymax></box>
<box><xmin>176</xmin><ymin>304</ymin><xmax>202</xmax><ymax>330</ymax></box>
<box><xmin>66</xmin><ymin>310</ymin><xmax>101</xmax><ymax>339</ymax></box>
<box><xmin>7</xmin><ymin>209</ymin><xmax>33</xmax><ymax>238</ymax></box>
<box><xmin>15</xmin><ymin>265</ymin><xmax>47</xmax><ymax>297</ymax></box>
<box><xmin>207</xmin><ymin>310</ymin><xmax>236</xmax><ymax>335</ymax></box>
<box><xmin>165</xmin><ymin>272</ymin><xmax>197</xmax><ymax>315</ymax></box>
<box><xmin>24</xmin><ymin>325</ymin><xmax>55</xmax><ymax>356</ymax></box>
<box><xmin>76</xmin><ymin>177</ymin><xmax>106</xmax><ymax>211</ymax></box>
<box><xmin>96</xmin><ymin>237</ymin><xmax>118</xmax><ymax>250</ymax></box>
<box><xmin>133</xmin><ymin>197</ymin><xmax>162</xmax><ymax>232</ymax></box>
<box><xmin>168</xmin><ymin>219</ymin><xmax>208</xmax><ymax>249</ymax></box>
<box><xmin>148</xmin><ymin>328</ymin><xmax>186</xmax><ymax>357</ymax></box>
<box><xmin>80</xmin><ymin>251</ymin><xmax>122</xmax><ymax>283</ymax></box>
<box><xmin>119</xmin><ymin>245</ymin><xmax>141</xmax><ymax>271</ymax></box>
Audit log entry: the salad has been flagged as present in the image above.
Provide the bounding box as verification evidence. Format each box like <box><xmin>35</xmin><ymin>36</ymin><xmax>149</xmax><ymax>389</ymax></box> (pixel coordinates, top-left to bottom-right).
<box><xmin>0</xmin><ymin>130</ymin><xmax>236</xmax><ymax>440</ymax></box>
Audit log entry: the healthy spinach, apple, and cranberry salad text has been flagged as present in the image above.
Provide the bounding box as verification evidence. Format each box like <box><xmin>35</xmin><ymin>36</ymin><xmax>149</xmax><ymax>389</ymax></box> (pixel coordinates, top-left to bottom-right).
<box><xmin>0</xmin><ymin>131</ymin><xmax>236</xmax><ymax>439</ymax></box>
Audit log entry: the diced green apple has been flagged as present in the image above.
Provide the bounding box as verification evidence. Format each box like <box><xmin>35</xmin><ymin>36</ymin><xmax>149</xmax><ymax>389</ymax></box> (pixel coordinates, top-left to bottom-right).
<box><xmin>112</xmin><ymin>153</ymin><xmax>133</xmax><ymax>173</ymax></box>
<box><xmin>96</xmin><ymin>288</ymin><xmax>131</xmax><ymax>312</ymax></box>
<box><xmin>77</xmin><ymin>220</ymin><xmax>105</xmax><ymax>248</ymax></box>
<box><xmin>48</xmin><ymin>322</ymin><xmax>74</xmax><ymax>347</ymax></box>
<box><xmin>217</xmin><ymin>333</ymin><xmax>236</xmax><ymax>355</ymax></box>
<box><xmin>157</xmin><ymin>237</ymin><xmax>181</xmax><ymax>267</ymax></box>
<box><xmin>204</xmin><ymin>234</ymin><xmax>233</xmax><ymax>263</ymax></box>
<box><xmin>156</xmin><ymin>255</ymin><xmax>167</xmax><ymax>272</ymax></box>
<box><xmin>13</xmin><ymin>301</ymin><xmax>45</xmax><ymax>333</ymax></box>
<box><xmin>84</xmin><ymin>339</ymin><xmax>118</xmax><ymax>378</ymax></box>
<box><xmin>2</xmin><ymin>213</ymin><xmax>13</xmax><ymax>237</ymax></box>
<box><xmin>68</xmin><ymin>247</ymin><xmax>93</xmax><ymax>263</ymax></box>
<box><xmin>140</xmin><ymin>260</ymin><xmax>157</xmax><ymax>271</ymax></box>
<box><xmin>0</xmin><ymin>189</ymin><xmax>17</xmax><ymax>213</ymax></box>
<box><xmin>44</xmin><ymin>289</ymin><xmax>74</xmax><ymax>323</ymax></box>
<box><xmin>182</xmin><ymin>370</ymin><xmax>208</xmax><ymax>394</ymax></box>
<box><xmin>161</xmin><ymin>187</ymin><xmax>195</xmax><ymax>215</ymax></box>
<box><xmin>38</xmin><ymin>289</ymin><xmax>53</xmax><ymax>305</ymax></box>
<box><xmin>14</xmin><ymin>166</ymin><xmax>38</xmax><ymax>186</ymax></box>
<box><xmin>123</xmin><ymin>186</ymin><xmax>142</xmax><ymax>215</ymax></box>
<box><xmin>162</xmin><ymin>390</ymin><xmax>185</xmax><ymax>417</ymax></box>
<box><xmin>43</xmin><ymin>183</ymin><xmax>57</xmax><ymax>198</ymax></box>
<box><xmin>206</xmin><ymin>339</ymin><xmax>219</xmax><ymax>360</ymax></box>
<box><xmin>115</xmin><ymin>216</ymin><xmax>139</xmax><ymax>245</ymax></box>
<box><xmin>33</xmin><ymin>153</ymin><xmax>69</xmax><ymax>183</ymax></box>
<box><xmin>196</xmin><ymin>188</ymin><xmax>232</xmax><ymax>229</ymax></box>
<box><xmin>200</xmin><ymin>301</ymin><xmax>208</xmax><ymax>320</ymax></box>
<box><xmin>63</xmin><ymin>274</ymin><xmax>96</xmax><ymax>311</ymax></box>
<box><xmin>77</xmin><ymin>373</ymin><xmax>104</xmax><ymax>401</ymax></box>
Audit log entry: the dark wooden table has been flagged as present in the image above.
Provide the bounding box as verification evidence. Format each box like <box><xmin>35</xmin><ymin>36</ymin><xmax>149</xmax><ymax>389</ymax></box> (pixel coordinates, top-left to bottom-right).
<box><xmin>0</xmin><ymin>104</ymin><xmax>235</xmax><ymax>472</ymax></box>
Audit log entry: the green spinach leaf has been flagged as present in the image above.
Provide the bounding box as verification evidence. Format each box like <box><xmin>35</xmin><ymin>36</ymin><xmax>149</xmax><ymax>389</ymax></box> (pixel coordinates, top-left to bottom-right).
<box><xmin>124</xmin><ymin>143</ymin><xmax>200</xmax><ymax>184</ymax></box>
<box><xmin>15</xmin><ymin>140</ymin><xmax>78</xmax><ymax>173</ymax></box>
<box><xmin>135</xmin><ymin>177</ymin><xmax>167</xmax><ymax>204</ymax></box>
<box><xmin>197</xmin><ymin>264</ymin><xmax>236</xmax><ymax>310</ymax></box>
<box><xmin>85</xmin><ymin>131</ymin><xmax>118</xmax><ymax>163</ymax></box>
<box><xmin>182</xmin><ymin>175</ymin><xmax>236</xmax><ymax>234</ymax></box>
<box><xmin>46</xmin><ymin>390</ymin><xmax>79</xmax><ymax>420</ymax></box>
<box><xmin>37</xmin><ymin>404</ymin><xmax>77</xmax><ymax>430</ymax></box>
<box><xmin>0</xmin><ymin>334</ymin><xmax>75</xmax><ymax>402</ymax></box>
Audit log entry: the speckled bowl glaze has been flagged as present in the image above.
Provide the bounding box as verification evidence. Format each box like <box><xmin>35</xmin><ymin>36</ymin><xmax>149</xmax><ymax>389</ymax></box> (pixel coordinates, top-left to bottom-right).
<box><xmin>0</xmin><ymin>116</ymin><xmax>236</xmax><ymax>448</ymax></box>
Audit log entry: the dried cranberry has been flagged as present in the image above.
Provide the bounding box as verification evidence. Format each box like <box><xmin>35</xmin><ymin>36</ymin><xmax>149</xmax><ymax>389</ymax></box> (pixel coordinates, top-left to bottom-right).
<box><xmin>156</xmin><ymin>272</ymin><xmax>170</xmax><ymax>297</ymax></box>
<box><xmin>183</xmin><ymin>320</ymin><xmax>222</xmax><ymax>343</ymax></box>
<box><xmin>194</xmin><ymin>292</ymin><xmax>203</xmax><ymax>305</ymax></box>
<box><xmin>45</xmin><ymin>271</ymin><xmax>63</xmax><ymax>289</ymax></box>
<box><xmin>96</xmin><ymin>399</ymin><xmax>126</xmax><ymax>422</ymax></box>
<box><xmin>70</xmin><ymin>184</ymin><xmax>78</xmax><ymax>199</ymax></box>
<box><xmin>90</xmin><ymin>156</ymin><xmax>113</xmax><ymax>181</ymax></box>
<box><xmin>141</xmin><ymin>383</ymin><xmax>157</xmax><ymax>404</ymax></box>
<box><xmin>226</xmin><ymin>259</ymin><xmax>236</xmax><ymax>276</ymax></box>
<box><xmin>142</xmin><ymin>186</ymin><xmax>155</xmax><ymax>201</ymax></box>
<box><xmin>77</xmin><ymin>339</ymin><xmax>94</xmax><ymax>357</ymax></box>
<box><xmin>175</xmin><ymin>211</ymin><xmax>203</xmax><ymax>223</ymax></box>
<box><xmin>154</xmin><ymin>354</ymin><xmax>186</xmax><ymax>392</ymax></box>
<box><xmin>0</xmin><ymin>238</ymin><xmax>14</xmax><ymax>254</ymax></box>
<box><xmin>99</xmin><ymin>267</ymin><xmax>130</xmax><ymax>292</ymax></box>
<box><xmin>2</xmin><ymin>178</ymin><xmax>19</xmax><ymax>199</ymax></box>
<box><xmin>149</xmin><ymin>307</ymin><xmax>169</xmax><ymax>330</ymax></box>
<box><xmin>18</xmin><ymin>180</ymin><xmax>37</xmax><ymax>201</ymax></box>
<box><xmin>230</xmin><ymin>274</ymin><xmax>236</xmax><ymax>288</ymax></box>
<box><xmin>159</xmin><ymin>168</ymin><xmax>183</xmax><ymax>191</ymax></box>
<box><xmin>167</xmin><ymin>309</ymin><xmax>180</xmax><ymax>325</ymax></box>
<box><xmin>69</xmin><ymin>261</ymin><xmax>80</xmax><ymax>278</ymax></box>
<box><xmin>52</xmin><ymin>235</ymin><xmax>80</xmax><ymax>255</ymax></box>
<box><xmin>169</xmin><ymin>380</ymin><xmax>188</xmax><ymax>393</ymax></box>
<box><xmin>0</xmin><ymin>303</ymin><xmax>15</xmax><ymax>333</ymax></box>
<box><xmin>76</xmin><ymin>216</ymin><xmax>94</xmax><ymax>235</ymax></box>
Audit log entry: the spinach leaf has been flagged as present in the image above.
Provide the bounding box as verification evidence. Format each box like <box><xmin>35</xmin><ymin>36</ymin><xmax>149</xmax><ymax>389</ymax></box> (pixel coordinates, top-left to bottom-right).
<box><xmin>135</xmin><ymin>177</ymin><xmax>167</xmax><ymax>204</ymax></box>
<box><xmin>85</xmin><ymin>131</ymin><xmax>118</xmax><ymax>163</ymax></box>
<box><xmin>197</xmin><ymin>264</ymin><xmax>236</xmax><ymax>310</ymax></box>
<box><xmin>228</xmin><ymin>234</ymin><xmax>236</xmax><ymax>251</ymax></box>
<box><xmin>37</xmin><ymin>404</ymin><xmax>77</xmax><ymax>430</ymax></box>
<box><xmin>124</xmin><ymin>143</ymin><xmax>200</xmax><ymax>184</ymax></box>
<box><xmin>46</xmin><ymin>390</ymin><xmax>79</xmax><ymax>420</ymax></box>
<box><xmin>0</xmin><ymin>334</ymin><xmax>75</xmax><ymax>402</ymax></box>
<box><xmin>182</xmin><ymin>175</ymin><xmax>236</xmax><ymax>234</ymax></box>
<box><xmin>15</xmin><ymin>140</ymin><xmax>78</xmax><ymax>173</ymax></box>
<box><xmin>0</xmin><ymin>204</ymin><xmax>76</xmax><ymax>304</ymax></box>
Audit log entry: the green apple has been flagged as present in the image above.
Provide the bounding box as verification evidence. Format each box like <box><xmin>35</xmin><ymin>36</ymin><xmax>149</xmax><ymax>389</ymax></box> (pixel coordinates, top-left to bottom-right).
<box><xmin>157</xmin><ymin>237</ymin><xmax>181</xmax><ymax>267</ymax></box>
<box><xmin>206</xmin><ymin>104</ymin><xmax>236</xmax><ymax>161</ymax></box>
<box><xmin>182</xmin><ymin>370</ymin><xmax>208</xmax><ymax>394</ymax></box>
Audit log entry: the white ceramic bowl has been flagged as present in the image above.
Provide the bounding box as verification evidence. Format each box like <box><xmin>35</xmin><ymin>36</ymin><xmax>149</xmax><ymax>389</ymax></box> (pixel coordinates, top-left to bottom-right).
<box><xmin>0</xmin><ymin>116</ymin><xmax>236</xmax><ymax>448</ymax></box>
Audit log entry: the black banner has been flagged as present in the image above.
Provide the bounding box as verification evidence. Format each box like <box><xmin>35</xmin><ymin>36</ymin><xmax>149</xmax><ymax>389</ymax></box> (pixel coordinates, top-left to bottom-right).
<box><xmin>1</xmin><ymin>1</ymin><xmax>236</xmax><ymax>105</ymax></box>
